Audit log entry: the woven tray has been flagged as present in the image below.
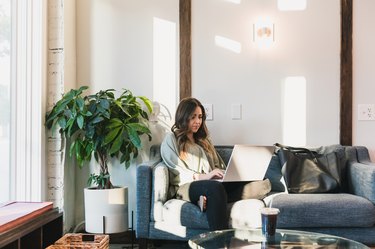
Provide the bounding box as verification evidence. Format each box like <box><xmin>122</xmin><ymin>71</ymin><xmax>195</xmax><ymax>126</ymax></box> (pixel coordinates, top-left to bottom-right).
<box><xmin>51</xmin><ymin>233</ymin><xmax>109</xmax><ymax>249</ymax></box>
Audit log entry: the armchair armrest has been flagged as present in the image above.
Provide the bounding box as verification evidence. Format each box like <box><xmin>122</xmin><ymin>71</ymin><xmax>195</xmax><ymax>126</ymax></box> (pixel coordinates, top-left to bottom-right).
<box><xmin>355</xmin><ymin>146</ymin><xmax>373</xmax><ymax>164</ymax></box>
<box><xmin>136</xmin><ymin>159</ymin><xmax>160</xmax><ymax>239</ymax></box>
<box><xmin>151</xmin><ymin>162</ymin><xmax>170</xmax><ymax>222</ymax></box>
<box><xmin>348</xmin><ymin>161</ymin><xmax>375</xmax><ymax>204</ymax></box>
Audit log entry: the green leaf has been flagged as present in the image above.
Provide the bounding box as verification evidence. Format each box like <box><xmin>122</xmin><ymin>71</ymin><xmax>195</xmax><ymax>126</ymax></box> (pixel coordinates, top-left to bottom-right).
<box><xmin>91</xmin><ymin>116</ymin><xmax>104</xmax><ymax>124</ymax></box>
<box><xmin>120</xmin><ymin>153</ymin><xmax>127</xmax><ymax>164</ymax></box>
<box><xmin>57</xmin><ymin>117</ymin><xmax>67</xmax><ymax>129</ymax></box>
<box><xmin>100</xmin><ymin>99</ymin><xmax>110</xmax><ymax>109</ymax></box>
<box><xmin>138</xmin><ymin>96</ymin><xmax>153</xmax><ymax>114</ymax></box>
<box><xmin>127</xmin><ymin>123</ymin><xmax>150</xmax><ymax>134</ymax></box>
<box><xmin>107</xmin><ymin>118</ymin><xmax>123</xmax><ymax>129</ymax></box>
<box><xmin>127</xmin><ymin>125</ymin><xmax>141</xmax><ymax>148</ymax></box>
<box><xmin>87</xmin><ymin>175</ymin><xmax>93</xmax><ymax>187</ymax></box>
<box><xmin>69</xmin><ymin>140</ymin><xmax>76</xmax><ymax>157</ymax></box>
<box><xmin>83</xmin><ymin>111</ymin><xmax>92</xmax><ymax>117</ymax></box>
<box><xmin>107</xmin><ymin>91</ymin><xmax>115</xmax><ymax>99</ymax></box>
<box><xmin>85</xmin><ymin>124</ymin><xmax>95</xmax><ymax>139</ymax></box>
<box><xmin>125</xmin><ymin>160</ymin><xmax>131</xmax><ymax>169</ymax></box>
<box><xmin>75</xmin><ymin>141</ymin><xmax>83</xmax><ymax>167</ymax></box>
<box><xmin>84</xmin><ymin>142</ymin><xmax>94</xmax><ymax>161</ymax></box>
<box><xmin>77</xmin><ymin>85</ymin><xmax>89</xmax><ymax>94</ymax></box>
<box><xmin>103</xmin><ymin>127</ymin><xmax>121</xmax><ymax>145</ymax></box>
<box><xmin>115</xmin><ymin>100</ymin><xmax>131</xmax><ymax>116</ymax></box>
<box><xmin>109</xmin><ymin>129</ymin><xmax>124</xmax><ymax>155</ymax></box>
<box><xmin>77</xmin><ymin>115</ymin><xmax>84</xmax><ymax>129</ymax></box>
<box><xmin>76</xmin><ymin>97</ymin><xmax>85</xmax><ymax>111</ymax></box>
<box><xmin>66</xmin><ymin>118</ymin><xmax>75</xmax><ymax>136</ymax></box>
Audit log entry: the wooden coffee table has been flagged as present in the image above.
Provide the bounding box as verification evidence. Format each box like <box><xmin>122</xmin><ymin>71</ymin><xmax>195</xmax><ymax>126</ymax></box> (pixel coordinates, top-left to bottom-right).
<box><xmin>189</xmin><ymin>228</ymin><xmax>369</xmax><ymax>248</ymax></box>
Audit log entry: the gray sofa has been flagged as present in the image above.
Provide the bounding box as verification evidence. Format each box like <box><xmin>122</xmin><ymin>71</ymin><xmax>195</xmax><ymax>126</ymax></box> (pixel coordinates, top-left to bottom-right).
<box><xmin>136</xmin><ymin>144</ymin><xmax>375</xmax><ymax>246</ymax></box>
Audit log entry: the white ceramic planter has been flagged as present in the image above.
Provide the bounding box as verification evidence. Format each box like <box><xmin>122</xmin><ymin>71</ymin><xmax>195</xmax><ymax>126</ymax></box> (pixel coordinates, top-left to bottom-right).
<box><xmin>84</xmin><ymin>186</ymin><xmax>128</xmax><ymax>234</ymax></box>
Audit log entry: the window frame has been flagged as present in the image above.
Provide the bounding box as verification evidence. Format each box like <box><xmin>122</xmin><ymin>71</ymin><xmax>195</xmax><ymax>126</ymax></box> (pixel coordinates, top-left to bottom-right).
<box><xmin>10</xmin><ymin>0</ymin><xmax>43</xmax><ymax>201</ymax></box>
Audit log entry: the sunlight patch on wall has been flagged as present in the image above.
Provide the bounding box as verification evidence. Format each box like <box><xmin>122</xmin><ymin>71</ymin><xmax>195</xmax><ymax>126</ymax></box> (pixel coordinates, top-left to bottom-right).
<box><xmin>215</xmin><ymin>35</ymin><xmax>241</xmax><ymax>54</ymax></box>
<box><xmin>278</xmin><ymin>0</ymin><xmax>307</xmax><ymax>11</ymax></box>
<box><xmin>224</xmin><ymin>0</ymin><xmax>241</xmax><ymax>4</ymax></box>
<box><xmin>153</xmin><ymin>17</ymin><xmax>177</xmax><ymax>115</ymax></box>
<box><xmin>281</xmin><ymin>77</ymin><xmax>306</xmax><ymax>146</ymax></box>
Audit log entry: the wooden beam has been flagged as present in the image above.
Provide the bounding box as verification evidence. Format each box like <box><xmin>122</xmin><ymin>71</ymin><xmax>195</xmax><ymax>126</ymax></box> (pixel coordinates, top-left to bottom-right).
<box><xmin>179</xmin><ymin>0</ymin><xmax>192</xmax><ymax>100</ymax></box>
<box><xmin>340</xmin><ymin>0</ymin><xmax>353</xmax><ymax>145</ymax></box>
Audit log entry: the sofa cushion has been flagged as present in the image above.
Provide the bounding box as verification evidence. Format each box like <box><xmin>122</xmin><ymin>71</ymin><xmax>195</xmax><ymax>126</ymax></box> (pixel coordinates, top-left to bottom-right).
<box><xmin>162</xmin><ymin>199</ymin><xmax>209</xmax><ymax>229</ymax></box>
<box><xmin>269</xmin><ymin>193</ymin><xmax>375</xmax><ymax>228</ymax></box>
<box><xmin>215</xmin><ymin>145</ymin><xmax>234</xmax><ymax>164</ymax></box>
<box><xmin>229</xmin><ymin>199</ymin><xmax>265</xmax><ymax>229</ymax></box>
<box><xmin>264</xmin><ymin>154</ymin><xmax>287</xmax><ymax>192</ymax></box>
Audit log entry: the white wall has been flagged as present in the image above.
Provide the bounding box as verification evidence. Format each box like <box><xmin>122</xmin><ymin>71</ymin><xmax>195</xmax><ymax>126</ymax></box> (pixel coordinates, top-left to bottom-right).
<box><xmin>75</xmin><ymin>0</ymin><xmax>179</xmax><ymax>227</ymax></box>
<box><xmin>70</xmin><ymin>0</ymin><xmax>375</xmax><ymax>228</ymax></box>
<box><xmin>192</xmin><ymin>0</ymin><xmax>340</xmax><ymax>146</ymax></box>
<box><xmin>353</xmin><ymin>0</ymin><xmax>375</xmax><ymax>161</ymax></box>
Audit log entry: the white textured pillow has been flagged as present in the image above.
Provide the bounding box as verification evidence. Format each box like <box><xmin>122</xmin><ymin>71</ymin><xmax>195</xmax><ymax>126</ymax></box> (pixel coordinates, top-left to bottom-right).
<box><xmin>229</xmin><ymin>199</ymin><xmax>265</xmax><ymax>229</ymax></box>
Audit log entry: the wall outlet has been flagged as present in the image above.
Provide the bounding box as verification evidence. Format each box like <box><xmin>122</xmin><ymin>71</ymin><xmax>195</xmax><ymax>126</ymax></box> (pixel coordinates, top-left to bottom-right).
<box><xmin>358</xmin><ymin>104</ymin><xmax>375</xmax><ymax>121</ymax></box>
<box><xmin>203</xmin><ymin>103</ymin><xmax>213</xmax><ymax>121</ymax></box>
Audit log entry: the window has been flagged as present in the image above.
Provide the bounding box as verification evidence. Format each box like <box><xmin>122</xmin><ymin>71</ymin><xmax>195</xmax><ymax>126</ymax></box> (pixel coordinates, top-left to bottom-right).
<box><xmin>0</xmin><ymin>0</ymin><xmax>11</xmax><ymax>203</ymax></box>
<box><xmin>0</xmin><ymin>0</ymin><xmax>43</xmax><ymax>202</ymax></box>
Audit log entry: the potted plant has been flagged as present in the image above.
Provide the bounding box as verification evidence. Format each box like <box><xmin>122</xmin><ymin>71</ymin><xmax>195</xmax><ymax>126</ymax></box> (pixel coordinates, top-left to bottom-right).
<box><xmin>45</xmin><ymin>86</ymin><xmax>153</xmax><ymax>233</ymax></box>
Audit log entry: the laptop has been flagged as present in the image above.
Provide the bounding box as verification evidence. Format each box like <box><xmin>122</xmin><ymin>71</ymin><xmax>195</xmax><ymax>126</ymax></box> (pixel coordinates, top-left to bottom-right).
<box><xmin>216</xmin><ymin>145</ymin><xmax>274</xmax><ymax>182</ymax></box>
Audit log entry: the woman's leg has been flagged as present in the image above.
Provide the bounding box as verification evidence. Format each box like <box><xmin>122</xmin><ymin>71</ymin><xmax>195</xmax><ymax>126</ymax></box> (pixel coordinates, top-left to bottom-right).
<box><xmin>176</xmin><ymin>180</ymin><xmax>228</xmax><ymax>230</ymax></box>
<box><xmin>222</xmin><ymin>179</ymin><xmax>271</xmax><ymax>202</ymax></box>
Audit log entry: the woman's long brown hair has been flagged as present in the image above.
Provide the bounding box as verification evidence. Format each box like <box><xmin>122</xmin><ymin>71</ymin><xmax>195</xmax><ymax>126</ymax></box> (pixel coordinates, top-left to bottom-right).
<box><xmin>171</xmin><ymin>98</ymin><xmax>215</xmax><ymax>158</ymax></box>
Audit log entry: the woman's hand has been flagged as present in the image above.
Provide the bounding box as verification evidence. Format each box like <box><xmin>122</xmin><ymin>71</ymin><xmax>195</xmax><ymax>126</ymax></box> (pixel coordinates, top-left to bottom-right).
<box><xmin>194</xmin><ymin>168</ymin><xmax>225</xmax><ymax>180</ymax></box>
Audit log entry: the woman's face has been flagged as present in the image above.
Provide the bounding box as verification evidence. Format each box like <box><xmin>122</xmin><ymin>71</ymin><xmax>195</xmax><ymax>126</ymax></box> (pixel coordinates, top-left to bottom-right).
<box><xmin>188</xmin><ymin>106</ymin><xmax>203</xmax><ymax>134</ymax></box>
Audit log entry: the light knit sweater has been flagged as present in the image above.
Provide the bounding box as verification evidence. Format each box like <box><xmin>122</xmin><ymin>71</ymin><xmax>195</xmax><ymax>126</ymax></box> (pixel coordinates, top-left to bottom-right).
<box><xmin>161</xmin><ymin>132</ymin><xmax>225</xmax><ymax>196</ymax></box>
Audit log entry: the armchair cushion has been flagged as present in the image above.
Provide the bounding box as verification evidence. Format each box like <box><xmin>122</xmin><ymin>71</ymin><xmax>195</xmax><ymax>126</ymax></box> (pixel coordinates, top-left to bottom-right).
<box><xmin>162</xmin><ymin>199</ymin><xmax>209</xmax><ymax>229</ymax></box>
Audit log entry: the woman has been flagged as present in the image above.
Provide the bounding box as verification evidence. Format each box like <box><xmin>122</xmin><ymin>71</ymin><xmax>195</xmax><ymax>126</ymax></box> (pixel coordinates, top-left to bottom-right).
<box><xmin>161</xmin><ymin>97</ymin><xmax>271</xmax><ymax>230</ymax></box>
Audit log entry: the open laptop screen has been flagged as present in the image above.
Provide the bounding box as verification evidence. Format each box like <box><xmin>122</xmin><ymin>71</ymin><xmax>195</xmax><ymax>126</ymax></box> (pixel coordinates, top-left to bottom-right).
<box><xmin>219</xmin><ymin>145</ymin><xmax>274</xmax><ymax>182</ymax></box>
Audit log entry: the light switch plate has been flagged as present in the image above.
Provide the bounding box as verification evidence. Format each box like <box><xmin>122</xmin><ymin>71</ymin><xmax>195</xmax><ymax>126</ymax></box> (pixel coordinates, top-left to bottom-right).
<box><xmin>203</xmin><ymin>103</ymin><xmax>213</xmax><ymax>121</ymax></box>
<box><xmin>231</xmin><ymin>103</ymin><xmax>242</xmax><ymax>120</ymax></box>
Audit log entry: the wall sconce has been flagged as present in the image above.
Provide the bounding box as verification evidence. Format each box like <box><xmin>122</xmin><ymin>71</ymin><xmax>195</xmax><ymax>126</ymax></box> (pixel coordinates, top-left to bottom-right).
<box><xmin>253</xmin><ymin>19</ymin><xmax>274</xmax><ymax>48</ymax></box>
